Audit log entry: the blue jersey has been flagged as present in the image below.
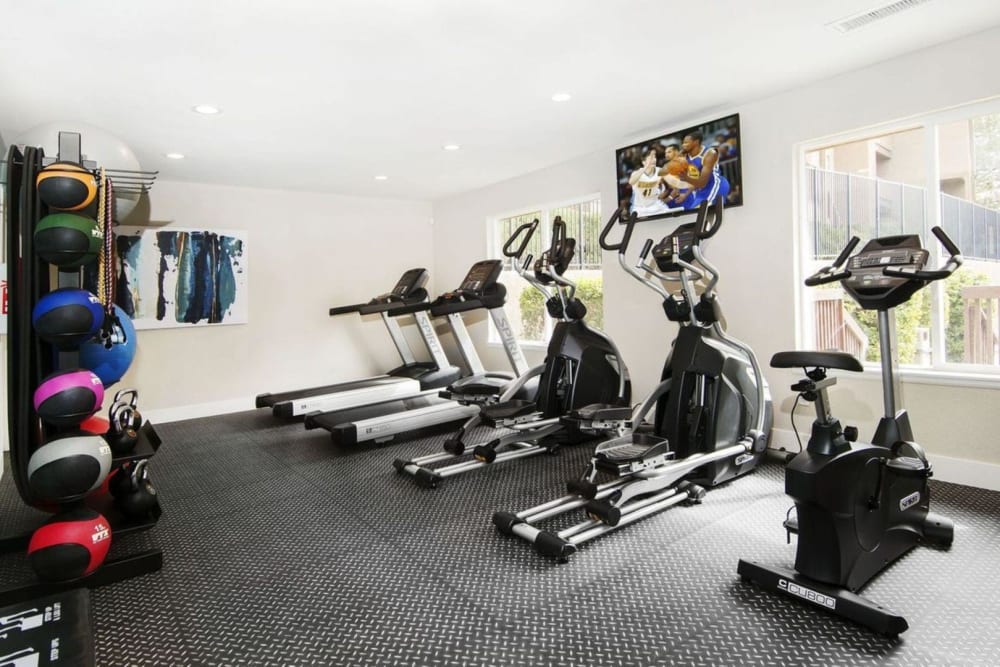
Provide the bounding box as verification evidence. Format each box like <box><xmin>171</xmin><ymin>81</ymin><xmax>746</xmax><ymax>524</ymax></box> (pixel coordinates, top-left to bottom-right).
<box><xmin>683</xmin><ymin>146</ymin><xmax>730</xmax><ymax>208</ymax></box>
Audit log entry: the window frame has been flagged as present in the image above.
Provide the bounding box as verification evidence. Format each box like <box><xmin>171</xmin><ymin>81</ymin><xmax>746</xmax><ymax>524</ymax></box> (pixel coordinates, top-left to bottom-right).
<box><xmin>487</xmin><ymin>193</ymin><xmax>603</xmax><ymax>349</ymax></box>
<box><xmin>794</xmin><ymin>95</ymin><xmax>1000</xmax><ymax>386</ymax></box>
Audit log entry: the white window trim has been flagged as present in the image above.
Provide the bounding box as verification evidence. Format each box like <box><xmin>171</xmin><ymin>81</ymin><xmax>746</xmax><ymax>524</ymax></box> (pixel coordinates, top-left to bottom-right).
<box><xmin>793</xmin><ymin>95</ymin><xmax>1000</xmax><ymax>387</ymax></box>
<box><xmin>486</xmin><ymin>193</ymin><xmax>603</xmax><ymax>348</ymax></box>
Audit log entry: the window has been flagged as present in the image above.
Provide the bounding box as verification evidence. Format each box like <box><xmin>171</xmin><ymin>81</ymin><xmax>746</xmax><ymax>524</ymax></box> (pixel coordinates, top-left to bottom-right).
<box><xmin>490</xmin><ymin>196</ymin><xmax>603</xmax><ymax>345</ymax></box>
<box><xmin>800</xmin><ymin>100</ymin><xmax>1000</xmax><ymax>376</ymax></box>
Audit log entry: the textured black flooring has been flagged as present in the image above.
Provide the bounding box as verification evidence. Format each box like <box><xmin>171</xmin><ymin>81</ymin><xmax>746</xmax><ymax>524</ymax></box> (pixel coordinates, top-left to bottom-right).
<box><xmin>2</xmin><ymin>410</ymin><xmax>1000</xmax><ymax>666</ymax></box>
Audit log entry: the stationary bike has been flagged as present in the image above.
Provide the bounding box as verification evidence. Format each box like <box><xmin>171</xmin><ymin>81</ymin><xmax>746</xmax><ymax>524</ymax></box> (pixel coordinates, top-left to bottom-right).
<box><xmin>738</xmin><ymin>227</ymin><xmax>962</xmax><ymax>635</ymax></box>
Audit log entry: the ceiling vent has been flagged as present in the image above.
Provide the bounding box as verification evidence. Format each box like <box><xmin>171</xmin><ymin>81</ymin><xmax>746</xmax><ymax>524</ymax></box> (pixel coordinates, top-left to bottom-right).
<box><xmin>827</xmin><ymin>0</ymin><xmax>933</xmax><ymax>33</ymax></box>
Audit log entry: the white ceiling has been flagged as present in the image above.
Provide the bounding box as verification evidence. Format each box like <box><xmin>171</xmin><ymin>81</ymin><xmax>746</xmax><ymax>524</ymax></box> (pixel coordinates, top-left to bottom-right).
<box><xmin>2</xmin><ymin>0</ymin><xmax>999</xmax><ymax>201</ymax></box>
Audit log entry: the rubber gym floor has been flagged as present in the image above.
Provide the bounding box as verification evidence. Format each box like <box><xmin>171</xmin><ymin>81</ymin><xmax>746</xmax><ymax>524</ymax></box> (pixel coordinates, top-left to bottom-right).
<box><xmin>2</xmin><ymin>410</ymin><xmax>999</xmax><ymax>666</ymax></box>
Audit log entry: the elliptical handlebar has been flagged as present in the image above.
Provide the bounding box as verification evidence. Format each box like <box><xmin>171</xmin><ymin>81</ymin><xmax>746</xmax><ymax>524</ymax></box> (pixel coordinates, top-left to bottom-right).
<box><xmin>695</xmin><ymin>198</ymin><xmax>724</xmax><ymax>240</ymax></box>
<box><xmin>599</xmin><ymin>207</ymin><xmax>637</xmax><ymax>254</ymax></box>
<box><xmin>882</xmin><ymin>226</ymin><xmax>963</xmax><ymax>281</ymax></box>
<box><xmin>549</xmin><ymin>215</ymin><xmax>567</xmax><ymax>259</ymax></box>
<box><xmin>503</xmin><ymin>218</ymin><xmax>539</xmax><ymax>259</ymax></box>
<box><xmin>804</xmin><ymin>236</ymin><xmax>859</xmax><ymax>287</ymax></box>
<box><xmin>639</xmin><ymin>238</ymin><xmax>654</xmax><ymax>261</ymax></box>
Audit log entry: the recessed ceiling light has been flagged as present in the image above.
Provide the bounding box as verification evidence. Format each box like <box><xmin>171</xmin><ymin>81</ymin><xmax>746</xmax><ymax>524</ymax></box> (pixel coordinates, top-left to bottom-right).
<box><xmin>193</xmin><ymin>104</ymin><xmax>220</xmax><ymax>115</ymax></box>
<box><xmin>443</xmin><ymin>144</ymin><xmax>461</xmax><ymax>151</ymax></box>
<box><xmin>551</xmin><ymin>93</ymin><xmax>572</xmax><ymax>102</ymax></box>
<box><xmin>374</xmin><ymin>175</ymin><xmax>388</xmax><ymax>181</ymax></box>
<box><xmin>165</xmin><ymin>152</ymin><xmax>185</xmax><ymax>160</ymax></box>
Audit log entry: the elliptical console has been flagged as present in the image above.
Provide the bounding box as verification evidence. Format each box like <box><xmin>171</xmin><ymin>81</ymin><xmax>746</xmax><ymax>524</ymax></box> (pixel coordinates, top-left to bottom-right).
<box><xmin>738</xmin><ymin>227</ymin><xmax>962</xmax><ymax>636</ymax></box>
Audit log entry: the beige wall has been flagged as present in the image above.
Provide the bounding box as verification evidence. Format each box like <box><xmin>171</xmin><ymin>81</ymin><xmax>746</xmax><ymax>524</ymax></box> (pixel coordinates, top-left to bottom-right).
<box><xmin>431</xmin><ymin>26</ymin><xmax>1000</xmax><ymax>468</ymax></box>
<box><xmin>114</xmin><ymin>180</ymin><xmax>435</xmax><ymax>417</ymax></box>
<box><xmin>0</xmin><ymin>179</ymin><xmax>435</xmax><ymax>439</ymax></box>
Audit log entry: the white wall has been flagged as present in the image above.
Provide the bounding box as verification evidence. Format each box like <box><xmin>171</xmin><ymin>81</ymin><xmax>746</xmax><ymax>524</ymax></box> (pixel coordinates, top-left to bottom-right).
<box><xmin>431</xmin><ymin>27</ymin><xmax>1000</xmax><ymax>477</ymax></box>
<box><xmin>117</xmin><ymin>180</ymin><xmax>435</xmax><ymax>422</ymax></box>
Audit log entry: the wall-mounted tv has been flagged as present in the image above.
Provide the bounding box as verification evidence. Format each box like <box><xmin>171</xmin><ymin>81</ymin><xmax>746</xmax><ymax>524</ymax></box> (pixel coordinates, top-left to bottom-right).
<box><xmin>615</xmin><ymin>113</ymin><xmax>742</xmax><ymax>222</ymax></box>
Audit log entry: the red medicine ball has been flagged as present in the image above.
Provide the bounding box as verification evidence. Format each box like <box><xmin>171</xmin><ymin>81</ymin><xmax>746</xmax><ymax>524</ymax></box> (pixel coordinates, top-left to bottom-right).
<box><xmin>27</xmin><ymin>507</ymin><xmax>112</xmax><ymax>581</ymax></box>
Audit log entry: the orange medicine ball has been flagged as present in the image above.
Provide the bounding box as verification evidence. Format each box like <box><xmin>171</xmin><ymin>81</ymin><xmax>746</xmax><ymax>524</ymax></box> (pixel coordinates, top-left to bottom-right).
<box><xmin>36</xmin><ymin>162</ymin><xmax>98</xmax><ymax>211</ymax></box>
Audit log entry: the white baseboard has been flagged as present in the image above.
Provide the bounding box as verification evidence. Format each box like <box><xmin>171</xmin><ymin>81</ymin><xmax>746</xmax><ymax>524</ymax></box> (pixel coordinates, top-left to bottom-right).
<box><xmin>143</xmin><ymin>397</ymin><xmax>254</xmax><ymax>425</ymax></box>
<box><xmin>769</xmin><ymin>427</ymin><xmax>1000</xmax><ymax>492</ymax></box>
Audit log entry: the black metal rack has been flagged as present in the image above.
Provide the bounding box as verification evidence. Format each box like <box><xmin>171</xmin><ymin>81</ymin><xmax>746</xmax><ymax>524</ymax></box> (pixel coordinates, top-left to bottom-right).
<box><xmin>2</xmin><ymin>132</ymin><xmax>164</xmax><ymax>607</ymax></box>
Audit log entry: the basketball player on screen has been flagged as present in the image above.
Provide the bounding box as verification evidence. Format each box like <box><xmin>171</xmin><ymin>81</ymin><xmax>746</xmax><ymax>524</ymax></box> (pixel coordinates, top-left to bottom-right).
<box><xmin>628</xmin><ymin>149</ymin><xmax>669</xmax><ymax>216</ymax></box>
<box><xmin>657</xmin><ymin>143</ymin><xmax>693</xmax><ymax>209</ymax></box>
<box><xmin>677</xmin><ymin>130</ymin><xmax>730</xmax><ymax>209</ymax></box>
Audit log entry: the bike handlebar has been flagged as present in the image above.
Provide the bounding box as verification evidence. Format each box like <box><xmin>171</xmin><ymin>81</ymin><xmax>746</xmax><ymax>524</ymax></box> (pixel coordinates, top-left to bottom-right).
<box><xmin>882</xmin><ymin>225</ymin><xmax>963</xmax><ymax>281</ymax></box>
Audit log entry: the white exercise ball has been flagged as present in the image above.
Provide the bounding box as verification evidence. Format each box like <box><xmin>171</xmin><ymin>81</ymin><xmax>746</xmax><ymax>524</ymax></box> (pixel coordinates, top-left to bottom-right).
<box><xmin>13</xmin><ymin>121</ymin><xmax>143</xmax><ymax>220</ymax></box>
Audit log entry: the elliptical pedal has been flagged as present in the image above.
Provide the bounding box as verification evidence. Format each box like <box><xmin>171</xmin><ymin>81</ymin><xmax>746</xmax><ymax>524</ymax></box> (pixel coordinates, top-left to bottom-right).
<box><xmin>480</xmin><ymin>399</ymin><xmax>543</xmax><ymax>427</ymax></box>
<box><xmin>593</xmin><ymin>433</ymin><xmax>673</xmax><ymax>476</ymax></box>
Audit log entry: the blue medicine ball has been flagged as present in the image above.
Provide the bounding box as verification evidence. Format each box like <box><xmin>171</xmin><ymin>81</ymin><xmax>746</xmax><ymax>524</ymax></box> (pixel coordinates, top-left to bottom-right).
<box><xmin>31</xmin><ymin>288</ymin><xmax>104</xmax><ymax>349</ymax></box>
<box><xmin>78</xmin><ymin>305</ymin><xmax>137</xmax><ymax>388</ymax></box>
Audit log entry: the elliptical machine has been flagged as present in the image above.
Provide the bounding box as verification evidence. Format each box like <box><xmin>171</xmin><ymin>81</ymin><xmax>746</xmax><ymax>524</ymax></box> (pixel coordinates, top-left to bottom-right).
<box><xmin>738</xmin><ymin>227</ymin><xmax>962</xmax><ymax>635</ymax></box>
<box><xmin>494</xmin><ymin>201</ymin><xmax>772</xmax><ymax>559</ymax></box>
<box><xmin>394</xmin><ymin>216</ymin><xmax>630</xmax><ymax>488</ymax></box>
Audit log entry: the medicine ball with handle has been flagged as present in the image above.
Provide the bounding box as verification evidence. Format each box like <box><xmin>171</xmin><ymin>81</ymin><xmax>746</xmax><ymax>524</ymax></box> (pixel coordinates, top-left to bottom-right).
<box><xmin>33</xmin><ymin>369</ymin><xmax>105</xmax><ymax>427</ymax></box>
<box><xmin>35</xmin><ymin>162</ymin><xmax>97</xmax><ymax>211</ymax></box>
<box><xmin>27</xmin><ymin>433</ymin><xmax>112</xmax><ymax>504</ymax></box>
<box><xmin>28</xmin><ymin>507</ymin><xmax>112</xmax><ymax>581</ymax></box>
<box><xmin>31</xmin><ymin>288</ymin><xmax>104</xmax><ymax>349</ymax></box>
<box><xmin>34</xmin><ymin>212</ymin><xmax>101</xmax><ymax>268</ymax></box>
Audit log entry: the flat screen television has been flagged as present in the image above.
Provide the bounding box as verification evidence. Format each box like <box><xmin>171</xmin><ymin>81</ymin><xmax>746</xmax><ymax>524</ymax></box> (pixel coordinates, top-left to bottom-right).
<box><xmin>615</xmin><ymin>113</ymin><xmax>742</xmax><ymax>222</ymax></box>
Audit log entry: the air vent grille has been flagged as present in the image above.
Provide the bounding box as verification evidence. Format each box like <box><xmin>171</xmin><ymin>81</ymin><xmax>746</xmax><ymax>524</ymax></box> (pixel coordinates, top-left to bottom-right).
<box><xmin>828</xmin><ymin>0</ymin><xmax>933</xmax><ymax>33</ymax></box>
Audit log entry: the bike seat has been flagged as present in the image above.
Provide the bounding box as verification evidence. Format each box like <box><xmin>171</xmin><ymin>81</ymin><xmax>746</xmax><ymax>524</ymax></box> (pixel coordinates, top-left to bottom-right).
<box><xmin>771</xmin><ymin>350</ymin><xmax>863</xmax><ymax>372</ymax></box>
<box><xmin>569</xmin><ymin>403</ymin><xmax>633</xmax><ymax>422</ymax></box>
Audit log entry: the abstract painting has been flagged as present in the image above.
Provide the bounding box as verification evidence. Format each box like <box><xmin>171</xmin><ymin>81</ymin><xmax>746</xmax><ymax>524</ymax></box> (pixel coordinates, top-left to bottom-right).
<box><xmin>112</xmin><ymin>227</ymin><xmax>248</xmax><ymax>329</ymax></box>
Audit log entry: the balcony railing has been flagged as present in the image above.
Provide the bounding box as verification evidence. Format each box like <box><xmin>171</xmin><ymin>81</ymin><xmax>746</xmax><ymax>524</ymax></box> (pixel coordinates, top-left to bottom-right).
<box><xmin>810</xmin><ymin>290</ymin><xmax>869</xmax><ymax>361</ymax></box>
<box><xmin>962</xmin><ymin>284</ymin><xmax>1000</xmax><ymax>365</ymax></box>
<box><xmin>807</xmin><ymin>167</ymin><xmax>1000</xmax><ymax>262</ymax></box>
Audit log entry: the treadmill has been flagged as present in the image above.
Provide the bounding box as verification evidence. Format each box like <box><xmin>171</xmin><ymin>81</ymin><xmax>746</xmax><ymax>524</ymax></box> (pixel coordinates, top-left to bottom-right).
<box><xmin>303</xmin><ymin>259</ymin><xmax>533</xmax><ymax>446</ymax></box>
<box><xmin>255</xmin><ymin>268</ymin><xmax>462</xmax><ymax>418</ymax></box>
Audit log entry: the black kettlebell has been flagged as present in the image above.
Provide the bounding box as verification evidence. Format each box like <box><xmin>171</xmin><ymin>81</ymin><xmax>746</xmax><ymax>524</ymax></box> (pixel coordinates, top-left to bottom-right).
<box><xmin>108</xmin><ymin>464</ymin><xmax>133</xmax><ymax>498</ymax></box>
<box><xmin>115</xmin><ymin>460</ymin><xmax>158</xmax><ymax>519</ymax></box>
<box><xmin>106</xmin><ymin>389</ymin><xmax>142</xmax><ymax>455</ymax></box>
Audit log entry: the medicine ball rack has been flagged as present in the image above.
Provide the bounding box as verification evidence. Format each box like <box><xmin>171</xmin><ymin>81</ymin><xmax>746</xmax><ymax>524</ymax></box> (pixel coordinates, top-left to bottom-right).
<box><xmin>2</xmin><ymin>132</ymin><xmax>164</xmax><ymax>607</ymax></box>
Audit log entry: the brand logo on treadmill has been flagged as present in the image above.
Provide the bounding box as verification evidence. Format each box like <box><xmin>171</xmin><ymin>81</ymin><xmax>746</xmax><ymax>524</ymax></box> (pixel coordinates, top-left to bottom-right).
<box><xmin>900</xmin><ymin>491</ymin><xmax>920</xmax><ymax>511</ymax></box>
<box><xmin>777</xmin><ymin>578</ymin><xmax>836</xmax><ymax>609</ymax></box>
<box><xmin>416</xmin><ymin>315</ymin><xmax>444</xmax><ymax>354</ymax></box>
<box><xmin>494</xmin><ymin>315</ymin><xmax>525</xmax><ymax>365</ymax></box>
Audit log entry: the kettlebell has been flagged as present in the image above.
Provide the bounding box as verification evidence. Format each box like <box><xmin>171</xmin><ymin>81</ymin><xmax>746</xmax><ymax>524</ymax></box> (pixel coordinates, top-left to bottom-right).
<box><xmin>106</xmin><ymin>389</ymin><xmax>142</xmax><ymax>455</ymax></box>
<box><xmin>114</xmin><ymin>460</ymin><xmax>158</xmax><ymax>519</ymax></box>
<box><xmin>108</xmin><ymin>464</ymin><xmax>133</xmax><ymax>498</ymax></box>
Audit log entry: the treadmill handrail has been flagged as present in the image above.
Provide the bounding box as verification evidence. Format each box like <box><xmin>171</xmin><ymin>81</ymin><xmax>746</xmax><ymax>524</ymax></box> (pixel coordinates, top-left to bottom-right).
<box><xmin>359</xmin><ymin>299</ymin><xmax>432</xmax><ymax>316</ymax></box>
<box><xmin>329</xmin><ymin>303</ymin><xmax>366</xmax><ymax>317</ymax></box>
<box><xmin>429</xmin><ymin>297</ymin><xmax>486</xmax><ymax>316</ymax></box>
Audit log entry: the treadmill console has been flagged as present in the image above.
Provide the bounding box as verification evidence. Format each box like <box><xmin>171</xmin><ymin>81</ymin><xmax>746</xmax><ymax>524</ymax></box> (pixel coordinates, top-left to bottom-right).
<box><xmin>389</xmin><ymin>268</ymin><xmax>430</xmax><ymax>299</ymax></box>
<box><xmin>843</xmin><ymin>235</ymin><xmax>929</xmax><ymax>311</ymax></box>
<box><xmin>652</xmin><ymin>222</ymin><xmax>699</xmax><ymax>273</ymax></box>
<box><xmin>459</xmin><ymin>260</ymin><xmax>502</xmax><ymax>295</ymax></box>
